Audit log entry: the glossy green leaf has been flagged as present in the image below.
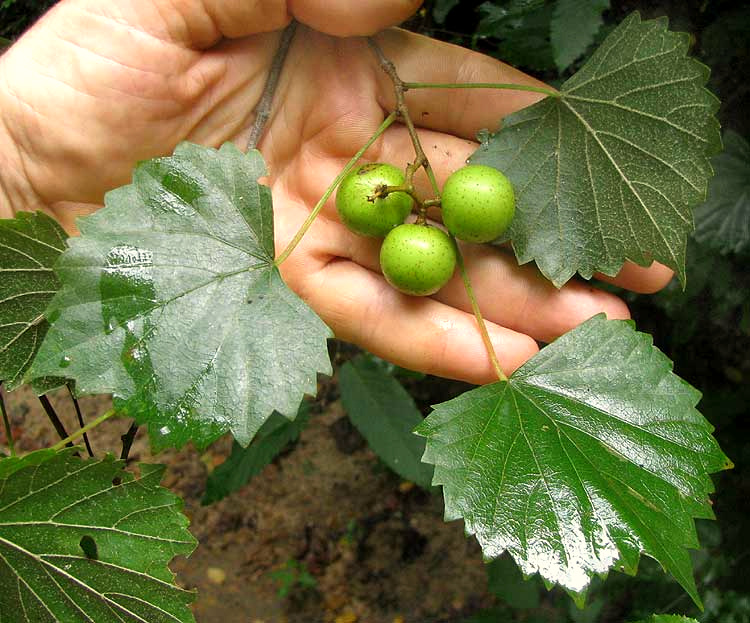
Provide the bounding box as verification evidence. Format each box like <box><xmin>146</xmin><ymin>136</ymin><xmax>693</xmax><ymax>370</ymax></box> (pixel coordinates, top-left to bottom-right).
<box><xmin>693</xmin><ymin>130</ymin><xmax>750</xmax><ymax>256</ymax></box>
<box><xmin>416</xmin><ymin>314</ymin><xmax>731</xmax><ymax>606</ymax></box>
<box><xmin>0</xmin><ymin>212</ymin><xmax>67</xmax><ymax>391</ymax></box>
<box><xmin>28</xmin><ymin>142</ymin><xmax>332</xmax><ymax>450</ymax></box>
<box><xmin>472</xmin><ymin>12</ymin><xmax>722</xmax><ymax>287</ymax></box>
<box><xmin>0</xmin><ymin>449</ymin><xmax>196</xmax><ymax>622</ymax></box>
<box><xmin>339</xmin><ymin>356</ymin><xmax>434</xmax><ymax>489</ymax></box>
<box><xmin>202</xmin><ymin>402</ymin><xmax>311</xmax><ymax>505</ymax></box>
<box><xmin>550</xmin><ymin>0</ymin><xmax>609</xmax><ymax>72</ymax></box>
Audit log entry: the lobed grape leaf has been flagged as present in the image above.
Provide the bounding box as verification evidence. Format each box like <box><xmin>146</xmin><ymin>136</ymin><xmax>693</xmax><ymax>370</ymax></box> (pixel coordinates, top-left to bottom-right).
<box><xmin>693</xmin><ymin>130</ymin><xmax>750</xmax><ymax>256</ymax></box>
<box><xmin>472</xmin><ymin>12</ymin><xmax>722</xmax><ymax>287</ymax></box>
<box><xmin>28</xmin><ymin>142</ymin><xmax>333</xmax><ymax>450</ymax></box>
<box><xmin>202</xmin><ymin>402</ymin><xmax>311</xmax><ymax>505</ymax></box>
<box><xmin>0</xmin><ymin>212</ymin><xmax>67</xmax><ymax>391</ymax></box>
<box><xmin>550</xmin><ymin>0</ymin><xmax>609</xmax><ymax>73</ymax></box>
<box><xmin>416</xmin><ymin>314</ymin><xmax>731</xmax><ymax>606</ymax></box>
<box><xmin>0</xmin><ymin>449</ymin><xmax>196</xmax><ymax>622</ymax></box>
<box><xmin>339</xmin><ymin>356</ymin><xmax>434</xmax><ymax>490</ymax></box>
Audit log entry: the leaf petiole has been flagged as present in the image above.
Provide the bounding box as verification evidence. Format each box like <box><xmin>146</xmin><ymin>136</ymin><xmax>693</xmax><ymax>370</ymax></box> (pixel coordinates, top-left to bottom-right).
<box><xmin>0</xmin><ymin>383</ymin><xmax>15</xmax><ymax>456</ymax></box>
<box><xmin>404</xmin><ymin>81</ymin><xmax>559</xmax><ymax>98</ymax></box>
<box><xmin>275</xmin><ymin>111</ymin><xmax>398</xmax><ymax>266</ymax></box>
<box><xmin>50</xmin><ymin>408</ymin><xmax>117</xmax><ymax>452</ymax></box>
<box><xmin>454</xmin><ymin>241</ymin><xmax>508</xmax><ymax>383</ymax></box>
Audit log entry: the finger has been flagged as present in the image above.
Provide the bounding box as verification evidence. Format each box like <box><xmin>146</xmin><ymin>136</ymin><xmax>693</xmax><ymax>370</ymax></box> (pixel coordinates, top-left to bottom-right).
<box><xmin>290</xmin><ymin>0</ymin><xmax>423</xmax><ymax>37</ymax></box>
<box><xmin>372</xmin><ymin>28</ymin><xmax>548</xmax><ymax>141</ymax></box>
<box><xmin>596</xmin><ymin>261</ymin><xmax>674</xmax><ymax>293</ymax></box>
<box><xmin>297</xmin><ymin>257</ymin><xmax>539</xmax><ymax>385</ymax></box>
<box><xmin>65</xmin><ymin>0</ymin><xmax>421</xmax><ymax>50</ymax></box>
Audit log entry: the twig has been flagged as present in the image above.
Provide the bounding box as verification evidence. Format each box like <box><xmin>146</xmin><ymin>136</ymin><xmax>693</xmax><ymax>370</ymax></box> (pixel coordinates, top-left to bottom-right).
<box><xmin>367</xmin><ymin>39</ymin><xmax>441</xmax><ymax>197</ymax></box>
<box><xmin>67</xmin><ymin>384</ymin><xmax>93</xmax><ymax>457</ymax></box>
<box><xmin>246</xmin><ymin>20</ymin><xmax>298</xmax><ymax>151</ymax></box>
<box><xmin>38</xmin><ymin>394</ymin><xmax>73</xmax><ymax>447</ymax></box>
<box><xmin>120</xmin><ymin>422</ymin><xmax>139</xmax><ymax>461</ymax></box>
<box><xmin>0</xmin><ymin>382</ymin><xmax>15</xmax><ymax>456</ymax></box>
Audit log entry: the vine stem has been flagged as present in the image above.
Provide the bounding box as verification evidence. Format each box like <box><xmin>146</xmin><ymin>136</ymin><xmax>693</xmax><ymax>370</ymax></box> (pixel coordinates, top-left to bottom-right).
<box><xmin>67</xmin><ymin>384</ymin><xmax>93</xmax><ymax>457</ymax></box>
<box><xmin>0</xmin><ymin>383</ymin><xmax>15</xmax><ymax>456</ymax></box>
<box><xmin>368</xmin><ymin>38</ymin><xmax>507</xmax><ymax>383</ymax></box>
<box><xmin>51</xmin><ymin>409</ymin><xmax>116</xmax><ymax>452</ymax></box>
<box><xmin>454</xmin><ymin>243</ymin><xmax>507</xmax><ymax>383</ymax></box>
<box><xmin>246</xmin><ymin>20</ymin><xmax>298</xmax><ymax>151</ymax></box>
<box><xmin>275</xmin><ymin>111</ymin><xmax>398</xmax><ymax>266</ymax></box>
<box><xmin>404</xmin><ymin>81</ymin><xmax>559</xmax><ymax>98</ymax></box>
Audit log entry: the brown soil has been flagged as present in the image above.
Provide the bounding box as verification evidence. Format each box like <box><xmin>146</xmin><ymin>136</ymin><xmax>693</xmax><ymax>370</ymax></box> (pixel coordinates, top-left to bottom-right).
<box><xmin>0</xmin><ymin>380</ymin><xmax>494</xmax><ymax>623</ymax></box>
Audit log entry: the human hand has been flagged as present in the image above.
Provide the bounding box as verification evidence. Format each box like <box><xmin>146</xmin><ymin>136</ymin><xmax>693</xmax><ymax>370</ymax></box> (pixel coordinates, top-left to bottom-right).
<box><xmin>0</xmin><ymin>0</ymin><xmax>673</xmax><ymax>384</ymax></box>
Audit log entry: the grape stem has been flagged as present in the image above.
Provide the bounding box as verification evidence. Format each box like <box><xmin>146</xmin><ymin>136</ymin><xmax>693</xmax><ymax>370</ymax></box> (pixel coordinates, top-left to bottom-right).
<box><xmin>0</xmin><ymin>383</ymin><xmax>15</xmax><ymax>456</ymax></box>
<box><xmin>50</xmin><ymin>409</ymin><xmax>117</xmax><ymax>452</ymax></box>
<box><xmin>275</xmin><ymin>112</ymin><xmax>398</xmax><ymax>266</ymax></box>
<box><xmin>368</xmin><ymin>37</ymin><xmax>508</xmax><ymax>383</ymax></box>
<box><xmin>246</xmin><ymin>20</ymin><xmax>298</xmax><ymax>151</ymax></box>
<box><xmin>404</xmin><ymin>81</ymin><xmax>559</xmax><ymax>98</ymax></box>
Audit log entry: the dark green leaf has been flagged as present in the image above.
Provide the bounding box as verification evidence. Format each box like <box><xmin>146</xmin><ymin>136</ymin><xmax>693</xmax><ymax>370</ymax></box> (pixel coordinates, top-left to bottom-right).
<box><xmin>0</xmin><ymin>212</ymin><xmax>67</xmax><ymax>391</ymax></box>
<box><xmin>693</xmin><ymin>130</ymin><xmax>750</xmax><ymax>256</ymax></box>
<box><xmin>550</xmin><ymin>0</ymin><xmax>609</xmax><ymax>72</ymax></box>
<box><xmin>0</xmin><ymin>449</ymin><xmax>196</xmax><ymax>622</ymax></box>
<box><xmin>416</xmin><ymin>314</ymin><xmax>731</xmax><ymax>606</ymax></box>
<box><xmin>629</xmin><ymin>616</ymin><xmax>699</xmax><ymax>623</ymax></box>
<box><xmin>472</xmin><ymin>12</ymin><xmax>722</xmax><ymax>287</ymax></box>
<box><xmin>28</xmin><ymin>143</ymin><xmax>332</xmax><ymax>450</ymax></box>
<box><xmin>478</xmin><ymin>1</ymin><xmax>555</xmax><ymax>72</ymax></box>
<box><xmin>487</xmin><ymin>554</ymin><xmax>541</xmax><ymax>609</ymax></box>
<box><xmin>339</xmin><ymin>356</ymin><xmax>434</xmax><ymax>489</ymax></box>
<box><xmin>432</xmin><ymin>0</ymin><xmax>460</xmax><ymax>23</ymax></box>
<box><xmin>202</xmin><ymin>402</ymin><xmax>311</xmax><ymax>505</ymax></box>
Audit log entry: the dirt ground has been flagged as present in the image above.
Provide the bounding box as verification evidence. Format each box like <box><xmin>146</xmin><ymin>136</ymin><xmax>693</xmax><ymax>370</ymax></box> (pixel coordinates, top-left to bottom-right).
<box><xmin>0</xmin><ymin>376</ymin><xmax>495</xmax><ymax>623</ymax></box>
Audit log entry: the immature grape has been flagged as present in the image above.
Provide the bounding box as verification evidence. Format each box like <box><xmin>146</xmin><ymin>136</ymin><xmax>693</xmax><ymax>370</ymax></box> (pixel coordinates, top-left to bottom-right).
<box><xmin>380</xmin><ymin>223</ymin><xmax>456</xmax><ymax>296</ymax></box>
<box><xmin>336</xmin><ymin>163</ymin><xmax>413</xmax><ymax>237</ymax></box>
<box><xmin>440</xmin><ymin>164</ymin><xmax>515</xmax><ymax>243</ymax></box>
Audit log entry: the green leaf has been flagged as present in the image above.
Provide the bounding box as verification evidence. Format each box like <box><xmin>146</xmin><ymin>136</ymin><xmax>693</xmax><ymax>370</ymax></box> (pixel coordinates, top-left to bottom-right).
<box><xmin>28</xmin><ymin>142</ymin><xmax>333</xmax><ymax>450</ymax></box>
<box><xmin>202</xmin><ymin>402</ymin><xmax>311</xmax><ymax>505</ymax></box>
<box><xmin>693</xmin><ymin>130</ymin><xmax>750</xmax><ymax>256</ymax></box>
<box><xmin>478</xmin><ymin>1</ymin><xmax>555</xmax><ymax>72</ymax></box>
<box><xmin>0</xmin><ymin>212</ymin><xmax>67</xmax><ymax>391</ymax></box>
<box><xmin>0</xmin><ymin>449</ymin><xmax>196</xmax><ymax>622</ymax></box>
<box><xmin>629</xmin><ymin>616</ymin><xmax>699</xmax><ymax>623</ymax></box>
<box><xmin>550</xmin><ymin>0</ymin><xmax>609</xmax><ymax>72</ymax></box>
<box><xmin>432</xmin><ymin>0</ymin><xmax>460</xmax><ymax>23</ymax></box>
<box><xmin>472</xmin><ymin>12</ymin><xmax>722</xmax><ymax>287</ymax></box>
<box><xmin>339</xmin><ymin>356</ymin><xmax>434</xmax><ymax>490</ymax></box>
<box><xmin>416</xmin><ymin>314</ymin><xmax>731</xmax><ymax>606</ymax></box>
<box><xmin>487</xmin><ymin>554</ymin><xmax>541</xmax><ymax>609</ymax></box>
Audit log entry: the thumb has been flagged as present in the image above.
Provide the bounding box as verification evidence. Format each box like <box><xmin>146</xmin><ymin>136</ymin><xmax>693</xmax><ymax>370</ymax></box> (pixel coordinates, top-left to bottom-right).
<box><xmin>290</xmin><ymin>0</ymin><xmax>423</xmax><ymax>37</ymax></box>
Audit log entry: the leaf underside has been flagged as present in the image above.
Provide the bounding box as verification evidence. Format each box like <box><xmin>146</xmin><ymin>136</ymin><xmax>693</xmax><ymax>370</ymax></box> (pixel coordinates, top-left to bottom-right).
<box><xmin>630</xmin><ymin>616</ymin><xmax>699</xmax><ymax>623</ymax></box>
<box><xmin>0</xmin><ymin>449</ymin><xmax>196</xmax><ymax>622</ymax></box>
<box><xmin>0</xmin><ymin>212</ymin><xmax>67</xmax><ymax>391</ymax></box>
<box><xmin>28</xmin><ymin>143</ymin><xmax>332</xmax><ymax>450</ymax></box>
<box><xmin>693</xmin><ymin>129</ymin><xmax>750</xmax><ymax>256</ymax></box>
<box><xmin>416</xmin><ymin>314</ymin><xmax>731</xmax><ymax>606</ymax></box>
<box><xmin>472</xmin><ymin>11</ymin><xmax>722</xmax><ymax>287</ymax></box>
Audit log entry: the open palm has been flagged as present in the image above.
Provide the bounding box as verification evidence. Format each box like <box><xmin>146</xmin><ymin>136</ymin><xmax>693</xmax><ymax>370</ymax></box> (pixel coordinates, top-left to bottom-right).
<box><xmin>0</xmin><ymin>0</ymin><xmax>672</xmax><ymax>384</ymax></box>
